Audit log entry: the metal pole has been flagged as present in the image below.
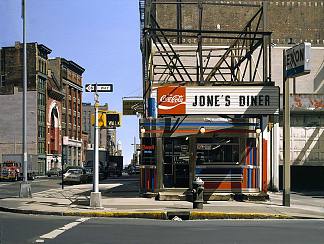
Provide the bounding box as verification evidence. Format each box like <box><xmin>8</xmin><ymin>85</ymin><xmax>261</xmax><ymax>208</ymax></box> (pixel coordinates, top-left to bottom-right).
<box><xmin>272</xmin><ymin>117</ymin><xmax>279</xmax><ymax>191</ymax></box>
<box><xmin>90</xmin><ymin>85</ymin><xmax>102</xmax><ymax>208</ymax></box>
<box><xmin>61</xmin><ymin>135</ymin><xmax>64</xmax><ymax>189</ymax></box>
<box><xmin>283</xmin><ymin>49</ymin><xmax>290</xmax><ymax>206</ymax></box>
<box><xmin>262</xmin><ymin>1</ymin><xmax>268</xmax><ymax>82</ymax></box>
<box><xmin>93</xmin><ymin>91</ymin><xmax>99</xmax><ymax>193</ymax></box>
<box><xmin>19</xmin><ymin>0</ymin><xmax>31</xmax><ymax>198</ymax></box>
<box><xmin>23</xmin><ymin>0</ymin><xmax>28</xmax><ymax>184</ymax></box>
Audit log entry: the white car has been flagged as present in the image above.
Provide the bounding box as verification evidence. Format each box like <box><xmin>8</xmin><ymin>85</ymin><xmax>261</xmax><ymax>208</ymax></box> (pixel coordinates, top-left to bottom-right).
<box><xmin>63</xmin><ymin>168</ymin><xmax>90</xmax><ymax>184</ymax></box>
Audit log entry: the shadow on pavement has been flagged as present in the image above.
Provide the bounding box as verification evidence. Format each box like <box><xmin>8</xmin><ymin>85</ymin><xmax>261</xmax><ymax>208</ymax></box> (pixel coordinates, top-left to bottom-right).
<box><xmin>101</xmin><ymin>182</ymin><xmax>140</xmax><ymax>198</ymax></box>
<box><xmin>293</xmin><ymin>191</ymin><xmax>324</xmax><ymax>198</ymax></box>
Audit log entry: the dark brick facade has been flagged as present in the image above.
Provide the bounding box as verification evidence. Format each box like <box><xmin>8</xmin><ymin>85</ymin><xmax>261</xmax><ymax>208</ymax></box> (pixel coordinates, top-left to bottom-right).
<box><xmin>0</xmin><ymin>42</ymin><xmax>51</xmax><ymax>94</ymax></box>
<box><xmin>156</xmin><ymin>0</ymin><xmax>324</xmax><ymax>46</ymax></box>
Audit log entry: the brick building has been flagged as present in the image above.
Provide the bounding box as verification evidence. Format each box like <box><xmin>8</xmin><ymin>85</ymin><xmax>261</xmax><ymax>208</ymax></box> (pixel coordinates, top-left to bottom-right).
<box><xmin>0</xmin><ymin>42</ymin><xmax>85</xmax><ymax>174</ymax></box>
<box><xmin>0</xmin><ymin>42</ymin><xmax>52</xmax><ymax>174</ymax></box>
<box><xmin>46</xmin><ymin>70</ymin><xmax>65</xmax><ymax>170</ymax></box>
<box><xmin>156</xmin><ymin>0</ymin><xmax>323</xmax><ymax>46</ymax></box>
<box><xmin>48</xmin><ymin>58</ymin><xmax>85</xmax><ymax>167</ymax></box>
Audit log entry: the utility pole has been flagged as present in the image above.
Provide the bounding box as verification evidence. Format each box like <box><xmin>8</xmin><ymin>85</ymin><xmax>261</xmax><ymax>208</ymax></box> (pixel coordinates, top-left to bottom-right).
<box><xmin>282</xmin><ymin>49</ymin><xmax>290</xmax><ymax>206</ymax></box>
<box><xmin>90</xmin><ymin>86</ymin><xmax>102</xmax><ymax>208</ymax></box>
<box><xmin>19</xmin><ymin>0</ymin><xmax>32</xmax><ymax>198</ymax></box>
<box><xmin>131</xmin><ymin>136</ymin><xmax>137</xmax><ymax>164</ymax></box>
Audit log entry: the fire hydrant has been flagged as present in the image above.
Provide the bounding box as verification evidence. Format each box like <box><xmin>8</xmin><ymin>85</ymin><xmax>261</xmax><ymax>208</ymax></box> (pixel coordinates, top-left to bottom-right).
<box><xmin>192</xmin><ymin>177</ymin><xmax>204</xmax><ymax>209</ymax></box>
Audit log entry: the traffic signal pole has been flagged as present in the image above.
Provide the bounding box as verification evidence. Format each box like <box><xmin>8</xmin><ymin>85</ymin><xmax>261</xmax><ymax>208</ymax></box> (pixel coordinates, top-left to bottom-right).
<box><xmin>90</xmin><ymin>87</ymin><xmax>102</xmax><ymax>208</ymax></box>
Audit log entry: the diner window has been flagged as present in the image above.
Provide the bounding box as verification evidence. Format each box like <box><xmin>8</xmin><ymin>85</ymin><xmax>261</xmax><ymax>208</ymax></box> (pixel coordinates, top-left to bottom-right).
<box><xmin>196</xmin><ymin>138</ymin><xmax>240</xmax><ymax>164</ymax></box>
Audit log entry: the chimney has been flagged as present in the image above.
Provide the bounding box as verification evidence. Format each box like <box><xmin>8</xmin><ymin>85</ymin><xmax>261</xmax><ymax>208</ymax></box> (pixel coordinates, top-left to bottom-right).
<box><xmin>15</xmin><ymin>41</ymin><xmax>21</xmax><ymax>49</ymax></box>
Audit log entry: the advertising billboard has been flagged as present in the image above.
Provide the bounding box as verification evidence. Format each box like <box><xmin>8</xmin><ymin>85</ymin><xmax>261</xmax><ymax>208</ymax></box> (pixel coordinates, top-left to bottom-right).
<box><xmin>153</xmin><ymin>86</ymin><xmax>279</xmax><ymax>115</ymax></box>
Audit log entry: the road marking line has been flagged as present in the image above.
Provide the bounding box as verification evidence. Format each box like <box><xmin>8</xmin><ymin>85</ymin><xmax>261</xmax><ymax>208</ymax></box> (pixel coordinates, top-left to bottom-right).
<box><xmin>32</xmin><ymin>180</ymin><xmax>49</xmax><ymax>183</ymax></box>
<box><xmin>39</xmin><ymin>218</ymin><xmax>90</xmax><ymax>240</ymax></box>
<box><xmin>35</xmin><ymin>240</ymin><xmax>45</xmax><ymax>243</ymax></box>
<box><xmin>0</xmin><ymin>183</ymin><xmax>15</xmax><ymax>187</ymax></box>
<box><xmin>40</xmin><ymin>229</ymin><xmax>65</xmax><ymax>239</ymax></box>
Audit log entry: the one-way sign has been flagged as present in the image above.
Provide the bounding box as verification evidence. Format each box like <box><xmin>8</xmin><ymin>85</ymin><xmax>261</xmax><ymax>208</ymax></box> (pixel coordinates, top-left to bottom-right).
<box><xmin>85</xmin><ymin>84</ymin><xmax>113</xmax><ymax>92</ymax></box>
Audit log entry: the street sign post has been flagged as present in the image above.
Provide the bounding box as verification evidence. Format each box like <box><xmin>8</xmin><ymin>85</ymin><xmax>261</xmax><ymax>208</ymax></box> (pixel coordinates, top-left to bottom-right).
<box><xmin>85</xmin><ymin>83</ymin><xmax>113</xmax><ymax>209</ymax></box>
<box><xmin>85</xmin><ymin>84</ymin><xmax>113</xmax><ymax>93</ymax></box>
<box><xmin>283</xmin><ymin>43</ymin><xmax>311</xmax><ymax>207</ymax></box>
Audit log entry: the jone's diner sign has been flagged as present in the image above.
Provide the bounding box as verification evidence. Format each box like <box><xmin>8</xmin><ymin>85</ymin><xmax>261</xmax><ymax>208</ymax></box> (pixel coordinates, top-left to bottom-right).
<box><xmin>156</xmin><ymin>86</ymin><xmax>279</xmax><ymax>115</ymax></box>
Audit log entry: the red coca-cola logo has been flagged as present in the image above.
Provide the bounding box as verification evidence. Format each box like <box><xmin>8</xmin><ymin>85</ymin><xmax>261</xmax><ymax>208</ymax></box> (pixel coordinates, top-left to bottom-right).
<box><xmin>157</xmin><ymin>86</ymin><xmax>186</xmax><ymax>115</ymax></box>
<box><xmin>160</xmin><ymin>94</ymin><xmax>184</xmax><ymax>103</ymax></box>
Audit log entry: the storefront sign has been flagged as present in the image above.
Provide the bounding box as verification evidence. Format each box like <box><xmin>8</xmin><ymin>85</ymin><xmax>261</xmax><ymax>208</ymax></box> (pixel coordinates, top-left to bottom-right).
<box><xmin>286</xmin><ymin>42</ymin><xmax>311</xmax><ymax>78</ymax></box>
<box><xmin>155</xmin><ymin>86</ymin><xmax>279</xmax><ymax>115</ymax></box>
<box><xmin>122</xmin><ymin>98</ymin><xmax>144</xmax><ymax>115</ymax></box>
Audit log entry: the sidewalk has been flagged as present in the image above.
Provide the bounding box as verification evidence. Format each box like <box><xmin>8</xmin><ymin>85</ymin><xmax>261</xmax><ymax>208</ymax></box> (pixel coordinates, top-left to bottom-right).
<box><xmin>1</xmin><ymin>182</ymin><xmax>324</xmax><ymax>220</ymax></box>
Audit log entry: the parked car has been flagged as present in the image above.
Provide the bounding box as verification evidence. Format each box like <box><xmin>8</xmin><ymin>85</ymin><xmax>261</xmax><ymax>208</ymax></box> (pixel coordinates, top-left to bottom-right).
<box><xmin>63</xmin><ymin>168</ymin><xmax>91</xmax><ymax>184</ymax></box>
<box><xmin>63</xmin><ymin>166</ymin><xmax>84</xmax><ymax>174</ymax></box>
<box><xmin>47</xmin><ymin>167</ymin><xmax>62</xmax><ymax>177</ymax></box>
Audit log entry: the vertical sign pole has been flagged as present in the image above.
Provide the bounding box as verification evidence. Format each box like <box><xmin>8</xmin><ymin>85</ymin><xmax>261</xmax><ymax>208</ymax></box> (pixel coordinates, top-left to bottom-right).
<box><xmin>19</xmin><ymin>0</ymin><xmax>32</xmax><ymax>198</ymax></box>
<box><xmin>61</xmin><ymin>136</ymin><xmax>64</xmax><ymax>189</ymax></box>
<box><xmin>94</xmin><ymin>89</ymin><xmax>99</xmax><ymax>193</ymax></box>
<box><xmin>90</xmin><ymin>84</ymin><xmax>102</xmax><ymax>208</ymax></box>
<box><xmin>283</xmin><ymin>50</ymin><xmax>290</xmax><ymax>206</ymax></box>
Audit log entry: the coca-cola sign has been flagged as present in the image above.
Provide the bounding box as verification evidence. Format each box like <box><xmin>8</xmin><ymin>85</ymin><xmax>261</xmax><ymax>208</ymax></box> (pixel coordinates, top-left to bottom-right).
<box><xmin>154</xmin><ymin>86</ymin><xmax>279</xmax><ymax>115</ymax></box>
<box><xmin>157</xmin><ymin>86</ymin><xmax>186</xmax><ymax>114</ymax></box>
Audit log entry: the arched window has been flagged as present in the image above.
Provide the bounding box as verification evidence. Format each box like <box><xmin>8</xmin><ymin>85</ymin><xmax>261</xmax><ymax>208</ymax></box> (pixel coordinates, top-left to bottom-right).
<box><xmin>51</xmin><ymin>107</ymin><xmax>59</xmax><ymax>128</ymax></box>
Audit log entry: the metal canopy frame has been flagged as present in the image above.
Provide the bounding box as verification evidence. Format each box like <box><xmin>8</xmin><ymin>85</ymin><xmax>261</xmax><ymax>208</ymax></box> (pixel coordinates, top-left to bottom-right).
<box><xmin>140</xmin><ymin>0</ymin><xmax>272</xmax><ymax>115</ymax></box>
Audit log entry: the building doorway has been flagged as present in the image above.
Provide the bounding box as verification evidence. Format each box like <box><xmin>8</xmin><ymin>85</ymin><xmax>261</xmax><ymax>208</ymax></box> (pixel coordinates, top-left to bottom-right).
<box><xmin>163</xmin><ymin>138</ymin><xmax>189</xmax><ymax>188</ymax></box>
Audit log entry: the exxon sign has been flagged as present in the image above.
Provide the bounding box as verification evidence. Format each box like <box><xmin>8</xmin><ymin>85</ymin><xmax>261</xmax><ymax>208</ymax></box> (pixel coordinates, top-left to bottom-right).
<box><xmin>286</xmin><ymin>42</ymin><xmax>311</xmax><ymax>78</ymax></box>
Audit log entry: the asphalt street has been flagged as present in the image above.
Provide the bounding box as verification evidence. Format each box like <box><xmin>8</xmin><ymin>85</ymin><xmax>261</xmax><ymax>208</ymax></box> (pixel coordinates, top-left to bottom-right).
<box><xmin>0</xmin><ymin>177</ymin><xmax>62</xmax><ymax>199</ymax></box>
<box><xmin>0</xmin><ymin>175</ymin><xmax>139</xmax><ymax>199</ymax></box>
<box><xmin>0</xmin><ymin>212</ymin><xmax>324</xmax><ymax>244</ymax></box>
<box><xmin>0</xmin><ymin>177</ymin><xmax>61</xmax><ymax>199</ymax></box>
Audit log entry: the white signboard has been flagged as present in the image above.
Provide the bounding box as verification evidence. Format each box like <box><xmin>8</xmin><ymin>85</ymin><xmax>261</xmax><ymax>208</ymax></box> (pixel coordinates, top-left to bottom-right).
<box><xmin>85</xmin><ymin>84</ymin><xmax>113</xmax><ymax>92</ymax></box>
<box><xmin>286</xmin><ymin>42</ymin><xmax>311</xmax><ymax>78</ymax></box>
<box><xmin>153</xmin><ymin>86</ymin><xmax>279</xmax><ymax>115</ymax></box>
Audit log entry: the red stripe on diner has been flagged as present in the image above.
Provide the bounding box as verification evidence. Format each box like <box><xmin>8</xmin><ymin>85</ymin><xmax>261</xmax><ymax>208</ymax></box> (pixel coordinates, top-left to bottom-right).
<box><xmin>204</xmin><ymin>182</ymin><xmax>243</xmax><ymax>190</ymax></box>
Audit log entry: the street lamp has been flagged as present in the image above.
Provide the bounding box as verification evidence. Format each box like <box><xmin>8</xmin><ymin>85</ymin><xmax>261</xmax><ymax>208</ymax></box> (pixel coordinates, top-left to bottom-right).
<box><xmin>140</xmin><ymin>127</ymin><xmax>146</xmax><ymax>134</ymax></box>
<box><xmin>199</xmin><ymin>127</ymin><xmax>206</xmax><ymax>134</ymax></box>
<box><xmin>19</xmin><ymin>0</ymin><xmax>32</xmax><ymax>198</ymax></box>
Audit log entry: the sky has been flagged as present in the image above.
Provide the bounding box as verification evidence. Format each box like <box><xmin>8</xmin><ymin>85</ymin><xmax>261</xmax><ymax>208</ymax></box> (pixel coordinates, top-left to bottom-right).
<box><xmin>0</xmin><ymin>0</ymin><xmax>143</xmax><ymax>166</ymax></box>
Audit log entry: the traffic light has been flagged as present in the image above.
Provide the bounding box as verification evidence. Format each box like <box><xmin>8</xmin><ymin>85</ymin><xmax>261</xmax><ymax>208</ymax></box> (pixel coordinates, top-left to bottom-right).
<box><xmin>106</xmin><ymin>112</ymin><xmax>121</xmax><ymax>127</ymax></box>
<box><xmin>91</xmin><ymin>111</ymin><xmax>107</xmax><ymax>127</ymax></box>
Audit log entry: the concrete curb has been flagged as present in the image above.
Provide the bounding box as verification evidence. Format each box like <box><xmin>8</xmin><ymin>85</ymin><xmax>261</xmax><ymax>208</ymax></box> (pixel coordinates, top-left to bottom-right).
<box><xmin>0</xmin><ymin>205</ymin><xmax>295</xmax><ymax>220</ymax></box>
<box><xmin>189</xmin><ymin>211</ymin><xmax>292</xmax><ymax>220</ymax></box>
<box><xmin>64</xmin><ymin>211</ymin><xmax>168</xmax><ymax>219</ymax></box>
<box><xmin>0</xmin><ymin>206</ymin><xmax>64</xmax><ymax>216</ymax></box>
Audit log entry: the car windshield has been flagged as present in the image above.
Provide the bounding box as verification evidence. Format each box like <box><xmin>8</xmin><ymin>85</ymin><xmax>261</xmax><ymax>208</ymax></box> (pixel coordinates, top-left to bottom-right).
<box><xmin>67</xmin><ymin>169</ymin><xmax>82</xmax><ymax>174</ymax></box>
